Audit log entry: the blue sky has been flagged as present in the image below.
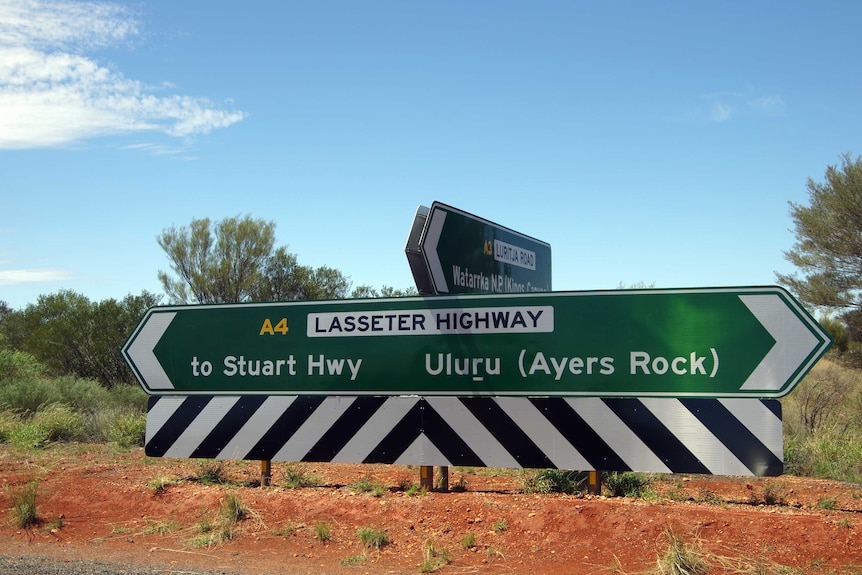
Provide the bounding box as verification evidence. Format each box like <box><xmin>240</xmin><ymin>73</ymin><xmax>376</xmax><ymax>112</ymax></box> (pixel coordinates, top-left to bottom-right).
<box><xmin>1</xmin><ymin>0</ymin><xmax>860</xmax><ymax>310</ymax></box>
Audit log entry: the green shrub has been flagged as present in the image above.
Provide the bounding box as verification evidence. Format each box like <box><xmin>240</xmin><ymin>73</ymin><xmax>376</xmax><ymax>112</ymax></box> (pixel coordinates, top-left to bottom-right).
<box><xmin>782</xmin><ymin>360</ymin><xmax>862</xmax><ymax>435</ymax></box>
<box><xmin>350</xmin><ymin>475</ymin><xmax>386</xmax><ymax>496</ymax></box>
<box><xmin>358</xmin><ymin>526</ymin><xmax>389</xmax><ymax>550</ymax></box>
<box><xmin>105</xmin><ymin>384</ymin><xmax>148</xmax><ymax>411</ymax></box>
<box><xmin>819</xmin><ymin>316</ymin><xmax>849</xmax><ymax>352</ymax></box>
<box><xmin>0</xmin><ymin>377</ymin><xmax>63</xmax><ymax>414</ymax></box>
<box><xmin>8</xmin><ymin>480</ymin><xmax>40</xmax><ymax>529</ymax></box>
<box><xmin>6</xmin><ymin>403</ymin><xmax>86</xmax><ymax>448</ymax></box>
<box><xmin>195</xmin><ymin>461</ymin><xmax>229</xmax><ymax>485</ymax></box>
<box><xmin>604</xmin><ymin>471</ymin><xmax>653</xmax><ymax>498</ymax></box>
<box><xmin>314</xmin><ymin>520</ymin><xmax>332</xmax><ymax>543</ymax></box>
<box><xmin>0</xmin><ymin>410</ymin><xmax>20</xmax><ymax>442</ymax></box>
<box><xmin>785</xmin><ymin>426</ymin><xmax>862</xmax><ymax>482</ymax></box>
<box><xmin>0</xmin><ymin>350</ymin><xmax>46</xmax><ymax>381</ymax></box>
<box><xmin>521</xmin><ymin>469</ymin><xmax>587</xmax><ymax>494</ymax></box>
<box><xmin>105</xmin><ymin>410</ymin><xmax>147</xmax><ymax>448</ymax></box>
<box><xmin>52</xmin><ymin>376</ymin><xmax>109</xmax><ymax>413</ymax></box>
<box><xmin>282</xmin><ymin>463</ymin><xmax>320</xmax><ymax>488</ymax></box>
<box><xmin>782</xmin><ymin>359</ymin><xmax>862</xmax><ymax>483</ymax></box>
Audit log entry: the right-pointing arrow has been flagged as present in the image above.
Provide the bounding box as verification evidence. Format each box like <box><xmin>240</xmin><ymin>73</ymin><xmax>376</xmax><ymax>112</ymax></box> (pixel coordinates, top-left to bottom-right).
<box><xmin>124</xmin><ymin>311</ymin><xmax>176</xmax><ymax>391</ymax></box>
<box><xmin>738</xmin><ymin>294</ymin><xmax>828</xmax><ymax>392</ymax></box>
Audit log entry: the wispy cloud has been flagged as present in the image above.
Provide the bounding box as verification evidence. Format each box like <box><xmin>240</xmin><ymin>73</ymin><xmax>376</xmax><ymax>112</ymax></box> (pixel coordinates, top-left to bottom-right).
<box><xmin>0</xmin><ymin>268</ymin><xmax>73</xmax><ymax>285</ymax></box>
<box><xmin>0</xmin><ymin>0</ymin><xmax>245</xmax><ymax>150</ymax></box>
<box><xmin>674</xmin><ymin>90</ymin><xmax>786</xmax><ymax>125</ymax></box>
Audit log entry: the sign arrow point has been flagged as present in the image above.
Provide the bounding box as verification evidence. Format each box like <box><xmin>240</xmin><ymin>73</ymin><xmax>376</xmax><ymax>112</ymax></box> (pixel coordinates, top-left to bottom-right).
<box><xmin>738</xmin><ymin>294</ymin><xmax>829</xmax><ymax>393</ymax></box>
<box><xmin>124</xmin><ymin>311</ymin><xmax>177</xmax><ymax>392</ymax></box>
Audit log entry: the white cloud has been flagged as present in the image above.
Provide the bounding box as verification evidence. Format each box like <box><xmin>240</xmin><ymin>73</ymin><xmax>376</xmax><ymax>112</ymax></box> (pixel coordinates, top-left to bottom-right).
<box><xmin>748</xmin><ymin>94</ymin><xmax>786</xmax><ymax>116</ymax></box>
<box><xmin>673</xmin><ymin>90</ymin><xmax>785</xmax><ymax>125</ymax></box>
<box><xmin>0</xmin><ymin>0</ymin><xmax>244</xmax><ymax>150</ymax></box>
<box><xmin>709</xmin><ymin>100</ymin><xmax>733</xmax><ymax>123</ymax></box>
<box><xmin>0</xmin><ymin>268</ymin><xmax>73</xmax><ymax>285</ymax></box>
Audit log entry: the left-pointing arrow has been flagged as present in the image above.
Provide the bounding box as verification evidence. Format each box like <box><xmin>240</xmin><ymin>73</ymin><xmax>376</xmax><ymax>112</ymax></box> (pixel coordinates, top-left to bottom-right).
<box><xmin>123</xmin><ymin>311</ymin><xmax>176</xmax><ymax>392</ymax></box>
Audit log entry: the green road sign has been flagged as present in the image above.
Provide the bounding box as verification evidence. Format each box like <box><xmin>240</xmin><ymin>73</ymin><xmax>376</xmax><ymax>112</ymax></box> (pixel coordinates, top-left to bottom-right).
<box><xmin>405</xmin><ymin>202</ymin><xmax>552</xmax><ymax>295</ymax></box>
<box><xmin>122</xmin><ymin>287</ymin><xmax>830</xmax><ymax>398</ymax></box>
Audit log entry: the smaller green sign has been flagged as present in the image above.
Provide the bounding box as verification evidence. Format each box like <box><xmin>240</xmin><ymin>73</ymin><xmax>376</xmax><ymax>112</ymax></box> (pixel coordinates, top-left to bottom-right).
<box><xmin>406</xmin><ymin>202</ymin><xmax>552</xmax><ymax>295</ymax></box>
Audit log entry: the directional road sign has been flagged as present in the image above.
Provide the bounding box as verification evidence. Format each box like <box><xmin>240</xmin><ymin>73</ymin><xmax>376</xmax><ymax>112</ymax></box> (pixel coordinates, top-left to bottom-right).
<box><xmin>406</xmin><ymin>202</ymin><xmax>552</xmax><ymax>295</ymax></box>
<box><xmin>122</xmin><ymin>286</ymin><xmax>830</xmax><ymax>398</ymax></box>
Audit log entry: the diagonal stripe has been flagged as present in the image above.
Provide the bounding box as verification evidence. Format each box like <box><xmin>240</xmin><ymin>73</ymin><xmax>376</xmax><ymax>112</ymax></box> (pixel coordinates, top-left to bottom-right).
<box><xmin>145</xmin><ymin>395</ymin><xmax>184</xmax><ymax>442</ymax></box>
<box><xmin>604</xmin><ymin>398</ymin><xmax>709</xmax><ymax>474</ymax></box>
<box><xmin>246</xmin><ymin>396</ymin><xmax>325</xmax><ymax>460</ymax></box>
<box><xmin>418</xmin><ymin>400</ymin><xmax>485</xmax><ymax>466</ymax></box>
<box><xmin>640</xmin><ymin>398</ymin><xmax>752</xmax><ymax>476</ymax></box>
<box><xmin>363</xmin><ymin>401</ymin><xmax>425</xmax><ymax>464</ymax></box>
<box><xmin>761</xmin><ymin>398</ymin><xmax>782</xmax><ymax>419</ymax></box>
<box><xmin>333</xmin><ymin>397</ymin><xmax>420</xmax><ymax>463</ymax></box>
<box><xmin>218</xmin><ymin>396</ymin><xmax>297</xmax><ymax>459</ymax></box>
<box><xmin>163</xmin><ymin>397</ymin><xmax>240</xmax><ymax>458</ymax></box>
<box><xmin>304</xmin><ymin>397</ymin><xmax>387</xmax><ymax>461</ymax></box>
<box><xmin>273</xmin><ymin>397</ymin><xmax>356</xmax><ymax>461</ymax></box>
<box><xmin>564</xmin><ymin>398</ymin><xmax>670</xmax><ymax>473</ymax></box>
<box><xmin>712</xmin><ymin>399</ymin><xmax>784</xmax><ymax>471</ymax></box>
<box><xmin>425</xmin><ymin>397</ymin><xmax>519</xmax><ymax>468</ymax></box>
<box><xmin>496</xmin><ymin>397</ymin><xmax>591</xmax><ymax>470</ymax></box>
<box><xmin>146</xmin><ymin>396</ymin><xmax>212</xmax><ymax>457</ymax></box>
<box><xmin>459</xmin><ymin>398</ymin><xmax>551</xmax><ymax>468</ymax></box>
<box><xmin>191</xmin><ymin>396</ymin><xmax>267</xmax><ymax>459</ymax></box>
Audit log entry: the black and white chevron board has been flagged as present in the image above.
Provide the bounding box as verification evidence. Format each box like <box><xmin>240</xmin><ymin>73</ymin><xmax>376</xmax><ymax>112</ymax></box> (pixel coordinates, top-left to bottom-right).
<box><xmin>145</xmin><ymin>395</ymin><xmax>783</xmax><ymax>476</ymax></box>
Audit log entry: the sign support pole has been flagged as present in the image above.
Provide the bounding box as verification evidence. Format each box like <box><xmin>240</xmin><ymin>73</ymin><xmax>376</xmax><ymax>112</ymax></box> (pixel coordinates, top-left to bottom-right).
<box><xmin>587</xmin><ymin>470</ymin><xmax>601</xmax><ymax>495</ymax></box>
<box><xmin>261</xmin><ymin>460</ymin><xmax>272</xmax><ymax>487</ymax></box>
<box><xmin>419</xmin><ymin>466</ymin><xmax>434</xmax><ymax>491</ymax></box>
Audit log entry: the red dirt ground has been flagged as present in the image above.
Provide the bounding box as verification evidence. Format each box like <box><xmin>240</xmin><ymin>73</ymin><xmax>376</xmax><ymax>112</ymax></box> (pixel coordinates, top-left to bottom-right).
<box><xmin>2</xmin><ymin>444</ymin><xmax>861</xmax><ymax>574</ymax></box>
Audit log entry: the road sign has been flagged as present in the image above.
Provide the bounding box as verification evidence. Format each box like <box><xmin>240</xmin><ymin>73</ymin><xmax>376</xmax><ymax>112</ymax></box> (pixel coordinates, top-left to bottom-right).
<box><xmin>122</xmin><ymin>286</ymin><xmax>830</xmax><ymax>398</ymax></box>
<box><xmin>144</xmin><ymin>395</ymin><xmax>784</xmax><ymax>476</ymax></box>
<box><xmin>405</xmin><ymin>202</ymin><xmax>552</xmax><ymax>295</ymax></box>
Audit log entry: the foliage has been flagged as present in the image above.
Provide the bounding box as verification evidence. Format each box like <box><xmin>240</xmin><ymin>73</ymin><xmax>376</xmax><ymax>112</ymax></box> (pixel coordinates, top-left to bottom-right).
<box><xmin>158</xmin><ymin>215</ymin><xmax>276</xmax><ymax>303</ymax></box>
<box><xmin>819</xmin><ymin>316</ymin><xmax>849</xmax><ymax>352</ymax></box>
<box><xmin>655</xmin><ymin>528</ymin><xmax>709</xmax><ymax>575</ymax></box>
<box><xmin>194</xmin><ymin>461</ymin><xmax>229</xmax><ymax>485</ymax></box>
<box><xmin>188</xmin><ymin>493</ymin><xmax>253</xmax><ymax>547</ymax></box>
<box><xmin>0</xmin><ymin>290</ymin><xmax>160</xmax><ymax>387</ymax></box>
<box><xmin>349</xmin><ymin>474</ymin><xmax>386</xmax><ymax>496</ymax></box>
<box><xmin>281</xmin><ymin>462</ymin><xmax>320</xmax><ymax>488</ymax></box>
<box><xmin>782</xmin><ymin>359</ymin><xmax>862</xmax><ymax>482</ymax></box>
<box><xmin>782</xmin><ymin>359</ymin><xmax>861</xmax><ymax>433</ymax></box>
<box><xmin>314</xmin><ymin>520</ymin><xmax>333</xmax><ymax>543</ymax></box>
<box><xmin>357</xmin><ymin>526</ymin><xmax>389</xmax><ymax>550</ymax></box>
<box><xmin>520</xmin><ymin>469</ymin><xmax>587</xmax><ymax>494</ymax></box>
<box><xmin>603</xmin><ymin>471</ymin><xmax>653</xmax><ymax>498</ymax></box>
<box><xmin>777</xmin><ymin>153</ymin><xmax>862</xmax><ymax>310</ymax></box>
<box><xmin>0</xmin><ymin>349</ymin><xmax>46</xmax><ymax>381</ymax></box>
<box><xmin>8</xmin><ymin>480</ymin><xmax>40</xmax><ymax>529</ymax></box>
<box><xmin>350</xmin><ymin>285</ymin><xmax>419</xmax><ymax>298</ymax></box>
<box><xmin>157</xmin><ymin>215</ymin><xmax>353</xmax><ymax>304</ymax></box>
<box><xmin>103</xmin><ymin>410</ymin><xmax>146</xmax><ymax>448</ymax></box>
<box><xmin>4</xmin><ymin>404</ymin><xmax>86</xmax><ymax>448</ymax></box>
<box><xmin>420</xmin><ymin>539</ymin><xmax>450</xmax><ymax>573</ymax></box>
<box><xmin>0</xmin><ymin>376</ymin><xmax>147</xmax><ymax>446</ymax></box>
